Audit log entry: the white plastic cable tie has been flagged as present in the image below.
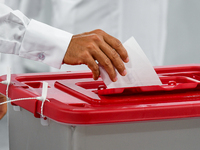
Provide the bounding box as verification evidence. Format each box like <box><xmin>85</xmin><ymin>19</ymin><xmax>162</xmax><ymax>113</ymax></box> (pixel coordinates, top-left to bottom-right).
<box><xmin>36</xmin><ymin>81</ymin><xmax>49</xmax><ymax>118</ymax></box>
<box><xmin>1</xmin><ymin>67</ymin><xmax>11</xmax><ymax>98</ymax></box>
<box><xmin>0</xmin><ymin>97</ymin><xmax>38</xmax><ymax>106</ymax></box>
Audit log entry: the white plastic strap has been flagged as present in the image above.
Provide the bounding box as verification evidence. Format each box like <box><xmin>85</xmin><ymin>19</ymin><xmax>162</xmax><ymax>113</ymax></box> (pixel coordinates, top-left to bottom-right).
<box><xmin>0</xmin><ymin>97</ymin><xmax>38</xmax><ymax>105</ymax></box>
<box><xmin>1</xmin><ymin>67</ymin><xmax>11</xmax><ymax>85</ymax></box>
<box><xmin>1</xmin><ymin>67</ymin><xmax>11</xmax><ymax>97</ymax></box>
<box><xmin>36</xmin><ymin>81</ymin><xmax>49</xmax><ymax>118</ymax></box>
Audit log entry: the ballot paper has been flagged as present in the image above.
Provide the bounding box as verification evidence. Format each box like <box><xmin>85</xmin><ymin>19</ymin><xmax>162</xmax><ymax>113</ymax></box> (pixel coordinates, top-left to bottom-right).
<box><xmin>99</xmin><ymin>37</ymin><xmax>162</xmax><ymax>89</ymax></box>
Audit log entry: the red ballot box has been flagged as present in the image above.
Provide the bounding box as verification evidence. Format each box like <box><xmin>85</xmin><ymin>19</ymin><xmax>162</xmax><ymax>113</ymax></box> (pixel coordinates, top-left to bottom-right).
<box><xmin>1</xmin><ymin>64</ymin><xmax>200</xmax><ymax>150</ymax></box>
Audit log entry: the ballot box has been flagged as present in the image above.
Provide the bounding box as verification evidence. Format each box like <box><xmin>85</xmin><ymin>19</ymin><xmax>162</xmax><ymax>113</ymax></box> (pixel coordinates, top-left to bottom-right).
<box><xmin>1</xmin><ymin>64</ymin><xmax>200</xmax><ymax>150</ymax></box>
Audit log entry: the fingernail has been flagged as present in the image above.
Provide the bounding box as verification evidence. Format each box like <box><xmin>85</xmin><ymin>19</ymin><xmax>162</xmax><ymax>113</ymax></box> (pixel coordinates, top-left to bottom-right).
<box><xmin>125</xmin><ymin>57</ymin><xmax>129</xmax><ymax>63</ymax></box>
<box><xmin>122</xmin><ymin>69</ymin><xmax>127</xmax><ymax>76</ymax></box>
<box><xmin>113</xmin><ymin>76</ymin><xmax>118</xmax><ymax>82</ymax></box>
<box><xmin>93</xmin><ymin>74</ymin><xmax>97</xmax><ymax>80</ymax></box>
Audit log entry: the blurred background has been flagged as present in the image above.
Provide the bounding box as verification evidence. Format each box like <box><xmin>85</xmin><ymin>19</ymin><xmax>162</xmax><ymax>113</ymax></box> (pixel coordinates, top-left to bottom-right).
<box><xmin>164</xmin><ymin>0</ymin><xmax>200</xmax><ymax>65</ymax></box>
<box><xmin>2</xmin><ymin>0</ymin><xmax>200</xmax><ymax>149</ymax></box>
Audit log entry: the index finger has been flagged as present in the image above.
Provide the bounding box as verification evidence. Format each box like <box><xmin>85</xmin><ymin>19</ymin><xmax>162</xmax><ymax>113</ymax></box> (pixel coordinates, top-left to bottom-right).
<box><xmin>102</xmin><ymin>32</ymin><xmax>129</xmax><ymax>63</ymax></box>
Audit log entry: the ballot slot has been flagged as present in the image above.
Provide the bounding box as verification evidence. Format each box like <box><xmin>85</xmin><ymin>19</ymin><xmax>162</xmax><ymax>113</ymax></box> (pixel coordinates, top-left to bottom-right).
<box><xmin>72</xmin><ymin>75</ymin><xmax>200</xmax><ymax>95</ymax></box>
<box><xmin>53</xmin><ymin>74</ymin><xmax>200</xmax><ymax>105</ymax></box>
<box><xmin>78</xmin><ymin>77</ymin><xmax>199</xmax><ymax>96</ymax></box>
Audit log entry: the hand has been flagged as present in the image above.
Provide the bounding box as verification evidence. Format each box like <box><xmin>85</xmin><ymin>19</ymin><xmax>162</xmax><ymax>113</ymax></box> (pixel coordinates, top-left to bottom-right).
<box><xmin>63</xmin><ymin>29</ymin><xmax>129</xmax><ymax>82</ymax></box>
<box><xmin>0</xmin><ymin>94</ymin><xmax>7</xmax><ymax>120</ymax></box>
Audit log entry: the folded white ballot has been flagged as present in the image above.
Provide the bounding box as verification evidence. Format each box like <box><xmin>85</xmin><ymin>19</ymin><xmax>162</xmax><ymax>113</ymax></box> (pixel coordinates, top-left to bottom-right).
<box><xmin>99</xmin><ymin>36</ymin><xmax>162</xmax><ymax>89</ymax></box>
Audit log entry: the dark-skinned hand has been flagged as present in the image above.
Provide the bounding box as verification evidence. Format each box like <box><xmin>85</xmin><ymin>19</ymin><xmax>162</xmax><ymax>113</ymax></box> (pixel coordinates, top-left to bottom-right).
<box><xmin>63</xmin><ymin>29</ymin><xmax>129</xmax><ymax>82</ymax></box>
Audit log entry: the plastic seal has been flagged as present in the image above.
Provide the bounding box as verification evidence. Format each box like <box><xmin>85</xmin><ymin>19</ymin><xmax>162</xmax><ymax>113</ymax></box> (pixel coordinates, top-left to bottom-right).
<box><xmin>36</xmin><ymin>81</ymin><xmax>49</xmax><ymax>118</ymax></box>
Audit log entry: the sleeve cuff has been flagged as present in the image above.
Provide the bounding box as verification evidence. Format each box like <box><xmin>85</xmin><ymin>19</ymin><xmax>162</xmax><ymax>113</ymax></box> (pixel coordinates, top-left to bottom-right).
<box><xmin>19</xmin><ymin>19</ymin><xmax>73</xmax><ymax>69</ymax></box>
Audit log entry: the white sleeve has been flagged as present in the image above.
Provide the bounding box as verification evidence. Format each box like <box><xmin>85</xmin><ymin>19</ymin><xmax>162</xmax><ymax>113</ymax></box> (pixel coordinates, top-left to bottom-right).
<box><xmin>0</xmin><ymin>4</ymin><xmax>73</xmax><ymax>69</ymax></box>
